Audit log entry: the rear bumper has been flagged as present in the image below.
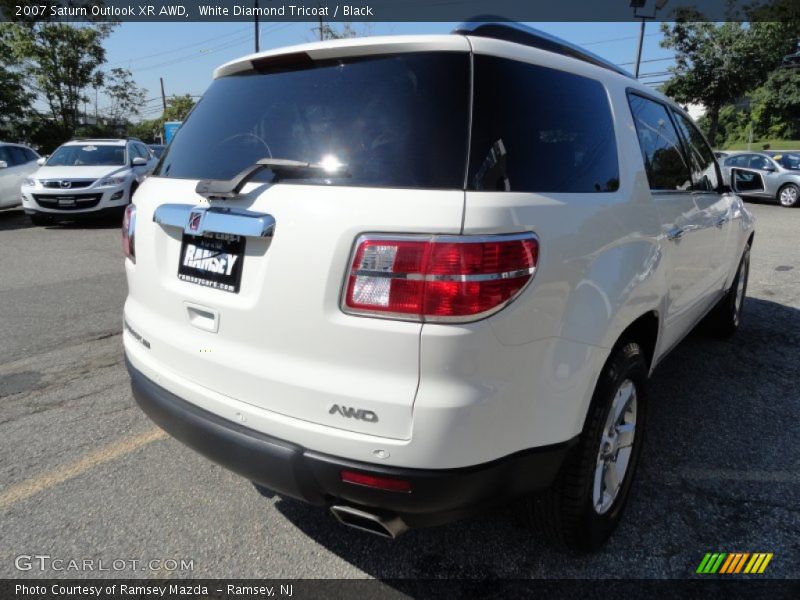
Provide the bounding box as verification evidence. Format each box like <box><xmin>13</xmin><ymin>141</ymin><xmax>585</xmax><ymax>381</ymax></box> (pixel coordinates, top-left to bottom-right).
<box><xmin>126</xmin><ymin>355</ymin><xmax>573</xmax><ymax>527</ymax></box>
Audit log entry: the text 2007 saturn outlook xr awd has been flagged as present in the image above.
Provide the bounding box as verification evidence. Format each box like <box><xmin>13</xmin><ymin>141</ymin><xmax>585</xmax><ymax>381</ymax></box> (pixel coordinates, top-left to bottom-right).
<box><xmin>123</xmin><ymin>22</ymin><xmax>756</xmax><ymax>550</ymax></box>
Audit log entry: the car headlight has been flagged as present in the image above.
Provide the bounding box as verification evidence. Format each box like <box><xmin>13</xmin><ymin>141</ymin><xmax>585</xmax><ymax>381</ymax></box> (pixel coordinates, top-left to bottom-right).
<box><xmin>23</xmin><ymin>178</ymin><xmax>37</xmax><ymax>187</ymax></box>
<box><xmin>100</xmin><ymin>176</ymin><xmax>126</xmax><ymax>186</ymax></box>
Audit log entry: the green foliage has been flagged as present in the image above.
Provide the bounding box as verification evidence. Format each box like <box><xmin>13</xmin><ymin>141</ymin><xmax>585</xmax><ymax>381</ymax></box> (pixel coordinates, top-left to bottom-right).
<box><xmin>0</xmin><ymin>28</ymin><xmax>35</xmax><ymax>140</ymax></box>
<box><xmin>163</xmin><ymin>94</ymin><xmax>196</xmax><ymax>122</ymax></box>
<box><xmin>660</xmin><ymin>21</ymin><xmax>796</xmax><ymax>145</ymax></box>
<box><xmin>2</xmin><ymin>21</ymin><xmax>113</xmax><ymax>139</ymax></box>
<box><xmin>105</xmin><ymin>67</ymin><xmax>147</xmax><ymax>125</ymax></box>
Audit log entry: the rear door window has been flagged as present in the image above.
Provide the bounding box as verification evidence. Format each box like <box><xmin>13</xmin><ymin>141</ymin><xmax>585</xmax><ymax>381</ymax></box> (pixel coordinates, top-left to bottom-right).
<box><xmin>468</xmin><ymin>55</ymin><xmax>619</xmax><ymax>193</ymax></box>
<box><xmin>671</xmin><ymin>110</ymin><xmax>720</xmax><ymax>192</ymax></box>
<box><xmin>157</xmin><ymin>52</ymin><xmax>470</xmax><ymax>189</ymax></box>
<box><xmin>628</xmin><ymin>93</ymin><xmax>692</xmax><ymax>191</ymax></box>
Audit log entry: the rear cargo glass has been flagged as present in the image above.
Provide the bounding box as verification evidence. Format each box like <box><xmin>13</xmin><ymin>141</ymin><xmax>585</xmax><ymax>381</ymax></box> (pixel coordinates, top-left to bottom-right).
<box><xmin>156</xmin><ymin>52</ymin><xmax>470</xmax><ymax>189</ymax></box>
<box><xmin>468</xmin><ymin>55</ymin><xmax>619</xmax><ymax>193</ymax></box>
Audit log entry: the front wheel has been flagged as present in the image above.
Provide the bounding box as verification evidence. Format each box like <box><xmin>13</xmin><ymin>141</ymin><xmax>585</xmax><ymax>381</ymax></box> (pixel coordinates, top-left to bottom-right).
<box><xmin>778</xmin><ymin>183</ymin><xmax>799</xmax><ymax>207</ymax></box>
<box><xmin>524</xmin><ymin>341</ymin><xmax>648</xmax><ymax>551</ymax></box>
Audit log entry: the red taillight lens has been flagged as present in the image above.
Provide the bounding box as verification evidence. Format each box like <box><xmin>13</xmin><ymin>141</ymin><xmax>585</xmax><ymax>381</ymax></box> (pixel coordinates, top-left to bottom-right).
<box><xmin>343</xmin><ymin>233</ymin><xmax>538</xmax><ymax>322</ymax></box>
<box><xmin>340</xmin><ymin>470</ymin><xmax>412</xmax><ymax>493</ymax></box>
<box><xmin>122</xmin><ymin>203</ymin><xmax>136</xmax><ymax>263</ymax></box>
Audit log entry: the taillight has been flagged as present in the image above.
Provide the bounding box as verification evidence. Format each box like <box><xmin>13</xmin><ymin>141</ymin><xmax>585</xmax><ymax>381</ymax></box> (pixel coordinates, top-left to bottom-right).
<box><xmin>122</xmin><ymin>203</ymin><xmax>136</xmax><ymax>263</ymax></box>
<box><xmin>342</xmin><ymin>233</ymin><xmax>538</xmax><ymax>322</ymax></box>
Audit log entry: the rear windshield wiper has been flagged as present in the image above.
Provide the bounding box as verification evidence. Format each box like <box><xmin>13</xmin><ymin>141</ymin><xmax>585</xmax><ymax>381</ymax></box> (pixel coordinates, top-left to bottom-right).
<box><xmin>195</xmin><ymin>158</ymin><xmax>349</xmax><ymax>199</ymax></box>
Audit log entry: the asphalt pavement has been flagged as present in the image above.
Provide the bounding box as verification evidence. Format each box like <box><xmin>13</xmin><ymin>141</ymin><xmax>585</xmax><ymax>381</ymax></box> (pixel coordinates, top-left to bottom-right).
<box><xmin>0</xmin><ymin>201</ymin><xmax>798</xmax><ymax>581</ymax></box>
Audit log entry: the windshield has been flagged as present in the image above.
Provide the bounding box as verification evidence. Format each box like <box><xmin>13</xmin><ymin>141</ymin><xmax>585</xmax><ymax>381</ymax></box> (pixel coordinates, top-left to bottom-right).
<box><xmin>156</xmin><ymin>52</ymin><xmax>470</xmax><ymax>189</ymax></box>
<box><xmin>47</xmin><ymin>144</ymin><xmax>126</xmax><ymax>167</ymax></box>
<box><xmin>774</xmin><ymin>153</ymin><xmax>800</xmax><ymax>170</ymax></box>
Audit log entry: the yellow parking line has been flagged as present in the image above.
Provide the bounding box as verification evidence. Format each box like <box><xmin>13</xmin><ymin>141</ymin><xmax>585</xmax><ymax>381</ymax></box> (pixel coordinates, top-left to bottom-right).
<box><xmin>0</xmin><ymin>428</ymin><xmax>167</xmax><ymax>511</ymax></box>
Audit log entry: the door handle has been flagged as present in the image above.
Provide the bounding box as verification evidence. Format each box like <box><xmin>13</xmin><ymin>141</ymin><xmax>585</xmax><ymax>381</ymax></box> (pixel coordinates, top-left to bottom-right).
<box><xmin>666</xmin><ymin>227</ymin><xmax>684</xmax><ymax>241</ymax></box>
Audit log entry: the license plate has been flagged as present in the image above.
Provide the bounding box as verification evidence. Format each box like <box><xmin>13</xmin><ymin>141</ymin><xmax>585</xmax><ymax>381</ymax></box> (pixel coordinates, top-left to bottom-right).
<box><xmin>178</xmin><ymin>232</ymin><xmax>245</xmax><ymax>293</ymax></box>
<box><xmin>58</xmin><ymin>197</ymin><xmax>76</xmax><ymax>206</ymax></box>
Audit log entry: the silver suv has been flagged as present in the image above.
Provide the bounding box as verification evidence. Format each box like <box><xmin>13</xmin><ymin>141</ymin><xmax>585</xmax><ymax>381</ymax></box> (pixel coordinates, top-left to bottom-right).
<box><xmin>721</xmin><ymin>151</ymin><xmax>800</xmax><ymax>207</ymax></box>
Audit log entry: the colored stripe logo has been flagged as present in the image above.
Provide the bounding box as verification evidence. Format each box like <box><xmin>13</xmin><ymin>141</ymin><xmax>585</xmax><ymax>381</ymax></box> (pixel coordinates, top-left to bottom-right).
<box><xmin>696</xmin><ymin>552</ymin><xmax>773</xmax><ymax>574</ymax></box>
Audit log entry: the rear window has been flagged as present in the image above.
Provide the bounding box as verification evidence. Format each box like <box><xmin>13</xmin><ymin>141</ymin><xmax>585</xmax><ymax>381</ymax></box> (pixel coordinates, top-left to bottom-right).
<box><xmin>156</xmin><ymin>52</ymin><xmax>470</xmax><ymax>189</ymax></box>
<box><xmin>468</xmin><ymin>55</ymin><xmax>619</xmax><ymax>193</ymax></box>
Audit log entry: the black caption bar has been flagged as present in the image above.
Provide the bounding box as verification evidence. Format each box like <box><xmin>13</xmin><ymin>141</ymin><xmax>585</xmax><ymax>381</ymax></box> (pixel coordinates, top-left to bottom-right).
<box><xmin>3</xmin><ymin>579</ymin><xmax>800</xmax><ymax>600</ymax></box>
<box><xmin>0</xmin><ymin>0</ymin><xmax>796</xmax><ymax>22</ymax></box>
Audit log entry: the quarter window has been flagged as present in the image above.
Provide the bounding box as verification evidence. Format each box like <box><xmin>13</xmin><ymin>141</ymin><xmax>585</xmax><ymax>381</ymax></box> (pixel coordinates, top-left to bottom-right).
<box><xmin>628</xmin><ymin>94</ymin><xmax>692</xmax><ymax>191</ymax></box>
<box><xmin>671</xmin><ymin>110</ymin><xmax>719</xmax><ymax>191</ymax></box>
<box><xmin>468</xmin><ymin>56</ymin><xmax>620</xmax><ymax>193</ymax></box>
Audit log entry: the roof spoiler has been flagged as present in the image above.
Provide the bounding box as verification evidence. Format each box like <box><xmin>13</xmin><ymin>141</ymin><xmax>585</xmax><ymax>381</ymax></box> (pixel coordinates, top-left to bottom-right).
<box><xmin>452</xmin><ymin>19</ymin><xmax>634</xmax><ymax>79</ymax></box>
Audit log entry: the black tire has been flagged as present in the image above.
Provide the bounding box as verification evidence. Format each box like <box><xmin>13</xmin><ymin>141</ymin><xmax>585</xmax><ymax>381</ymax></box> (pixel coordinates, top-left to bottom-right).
<box><xmin>29</xmin><ymin>214</ymin><xmax>52</xmax><ymax>226</ymax></box>
<box><xmin>703</xmin><ymin>245</ymin><xmax>750</xmax><ymax>338</ymax></box>
<box><xmin>524</xmin><ymin>341</ymin><xmax>648</xmax><ymax>552</ymax></box>
<box><xmin>777</xmin><ymin>183</ymin><xmax>799</xmax><ymax>207</ymax></box>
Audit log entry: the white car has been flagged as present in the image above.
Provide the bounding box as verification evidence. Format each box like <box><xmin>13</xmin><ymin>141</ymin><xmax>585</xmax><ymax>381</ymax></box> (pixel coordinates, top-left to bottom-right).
<box><xmin>21</xmin><ymin>138</ymin><xmax>156</xmax><ymax>225</ymax></box>
<box><xmin>0</xmin><ymin>142</ymin><xmax>41</xmax><ymax>209</ymax></box>
<box><xmin>122</xmin><ymin>23</ymin><xmax>756</xmax><ymax>550</ymax></box>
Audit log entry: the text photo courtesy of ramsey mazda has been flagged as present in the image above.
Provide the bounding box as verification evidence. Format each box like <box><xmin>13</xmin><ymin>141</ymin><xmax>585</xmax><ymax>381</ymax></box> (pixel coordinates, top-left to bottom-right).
<box><xmin>122</xmin><ymin>22</ymin><xmax>755</xmax><ymax>551</ymax></box>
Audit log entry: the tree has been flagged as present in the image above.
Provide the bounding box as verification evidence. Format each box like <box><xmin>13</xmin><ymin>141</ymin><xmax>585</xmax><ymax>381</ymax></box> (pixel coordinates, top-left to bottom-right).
<box><xmin>104</xmin><ymin>67</ymin><xmax>147</xmax><ymax>125</ymax></box>
<box><xmin>660</xmin><ymin>21</ymin><xmax>796</xmax><ymax>145</ymax></box>
<box><xmin>163</xmin><ymin>94</ymin><xmax>196</xmax><ymax>122</ymax></box>
<box><xmin>750</xmin><ymin>68</ymin><xmax>800</xmax><ymax>140</ymax></box>
<box><xmin>3</xmin><ymin>21</ymin><xmax>114</xmax><ymax>140</ymax></box>
<box><xmin>0</xmin><ymin>27</ymin><xmax>35</xmax><ymax>140</ymax></box>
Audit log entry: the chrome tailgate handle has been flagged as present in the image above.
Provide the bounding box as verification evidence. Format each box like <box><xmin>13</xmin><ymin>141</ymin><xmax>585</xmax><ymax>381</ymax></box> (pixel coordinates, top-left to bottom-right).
<box><xmin>153</xmin><ymin>204</ymin><xmax>275</xmax><ymax>238</ymax></box>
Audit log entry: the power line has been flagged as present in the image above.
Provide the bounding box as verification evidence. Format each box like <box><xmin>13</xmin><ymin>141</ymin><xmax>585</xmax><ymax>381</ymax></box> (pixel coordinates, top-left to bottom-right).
<box><xmin>106</xmin><ymin>27</ymin><xmax>252</xmax><ymax>67</ymax></box>
<box><xmin>581</xmin><ymin>32</ymin><xmax>661</xmax><ymax>46</ymax></box>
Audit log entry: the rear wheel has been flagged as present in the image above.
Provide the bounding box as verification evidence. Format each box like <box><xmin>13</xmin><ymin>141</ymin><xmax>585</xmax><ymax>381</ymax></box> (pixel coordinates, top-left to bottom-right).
<box><xmin>778</xmin><ymin>183</ymin><xmax>799</xmax><ymax>207</ymax></box>
<box><xmin>525</xmin><ymin>341</ymin><xmax>648</xmax><ymax>551</ymax></box>
<box><xmin>703</xmin><ymin>245</ymin><xmax>750</xmax><ymax>337</ymax></box>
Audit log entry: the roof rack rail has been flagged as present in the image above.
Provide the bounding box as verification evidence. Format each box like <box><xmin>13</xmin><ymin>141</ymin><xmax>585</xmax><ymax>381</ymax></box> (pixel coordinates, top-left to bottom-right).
<box><xmin>452</xmin><ymin>19</ymin><xmax>634</xmax><ymax>79</ymax></box>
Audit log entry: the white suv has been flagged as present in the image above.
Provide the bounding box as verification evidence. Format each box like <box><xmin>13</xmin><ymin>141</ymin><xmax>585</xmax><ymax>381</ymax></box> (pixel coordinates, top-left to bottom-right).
<box><xmin>122</xmin><ymin>23</ymin><xmax>756</xmax><ymax>550</ymax></box>
<box><xmin>21</xmin><ymin>138</ymin><xmax>156</xmax><ymax>225</ymax></box>
<box><xmin>0</xmin><ymin>142</ymin><xmax>41</xmax><ymax>209</ymax></box>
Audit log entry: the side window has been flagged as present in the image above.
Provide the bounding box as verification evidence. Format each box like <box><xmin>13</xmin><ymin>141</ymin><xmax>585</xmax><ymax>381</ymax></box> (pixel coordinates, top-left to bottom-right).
<box><xmin>8</xmin><ymin>146</ymin><xmax>29</xmax><ymax>167</ymax></box>
<box><xmin>628</xmin><ymin>94</ymin><xmax>692</xmax><ymax>191</ymax></box>
<box><xmin>23</xmin><ymin>148</ymin><xmax>38</xmax><ymax>162</ymax></box>
<box><xmin>468</xmin><ymin>56</ymin><xmax>620</xmax><ymax>193</ymax></box>
<box><xmin>725</xmin><ymin>155</ymin><xmax>748</xmax><ymax>167</ymax></box>
<box><xmin>749</xmin><ymin>155</ymin><xmax>772</xmax><ymax>170</ymax></box>
<box><xmin>671</xmin><ymin>110</ymin><xmax>720</xmax><ymax>192</ymax></box>
<box><xmin>136</xmin><ymin>143</ymin><xmax>150</xmax><ymax>159</ymax></box>
<box><xmin>0</xmin><ymin>147</ymin><xmax>11</xmax><ymax>165</ymax></box>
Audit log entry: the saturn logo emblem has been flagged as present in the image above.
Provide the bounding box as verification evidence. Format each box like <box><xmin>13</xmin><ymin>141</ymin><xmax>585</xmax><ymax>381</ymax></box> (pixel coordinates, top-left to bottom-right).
<box><xmin>188</xmin><ymin>211</ymin><xmax>202</xmax><ymax>232</ymax></box>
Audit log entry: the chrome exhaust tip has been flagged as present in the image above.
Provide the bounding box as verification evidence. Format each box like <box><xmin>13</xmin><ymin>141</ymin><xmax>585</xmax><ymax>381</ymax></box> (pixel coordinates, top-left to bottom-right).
<box><xmin>330</xmin><ymin>505</ymin><xmax>408</xmax><ymax>539</ymax></box>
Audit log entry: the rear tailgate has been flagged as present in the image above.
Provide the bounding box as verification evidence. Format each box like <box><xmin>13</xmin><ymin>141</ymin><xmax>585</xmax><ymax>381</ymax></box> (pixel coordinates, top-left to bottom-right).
<box><xmin>125</xmin><ymin>178</ymin><xmax>464</xmax><ymax>439</ymax></box>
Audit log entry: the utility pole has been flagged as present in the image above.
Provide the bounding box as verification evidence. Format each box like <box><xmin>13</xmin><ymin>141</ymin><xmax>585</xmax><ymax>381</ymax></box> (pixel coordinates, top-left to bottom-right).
<box><xmin>634</xmin><ymin>18</ymin><xmax>646</xmax><ymax>78</ymax></box>
<box><xmin>254</xmin><ymin>0</ymin><xmax>260</xmax><ymax>52</ymax></box>
<box><xmin>318</xmin><ymin>14</ymin><xmax>324</xmax><ymax>40</ymax></box>
<box><xmin>630</xmin><ymin>0</ymin><xmax>669</xmax><ymax>79</ymax></box>
<box><xmin>160</xmin><ymin>77</ymin><xmax>167</xmax><ymax>113</ymax></box>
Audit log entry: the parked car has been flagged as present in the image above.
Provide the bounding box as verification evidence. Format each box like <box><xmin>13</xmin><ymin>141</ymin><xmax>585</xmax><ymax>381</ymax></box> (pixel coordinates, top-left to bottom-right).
<box><xmin>122</xmin><ymin>22</ymin><xmax>756</xmax><ymax>551</ymax></box>
<box><xmin>149</xmin><ymin>144</ymin><xmax>166</xmax><ymax>159</ymax></box>
<box><xmin>766</xmin><ymin>151</ymin><xmax>800</xmax><ymax>171</ymax></box>
<box><xmin>0</xmin><ymin>142</ymin><xmax>41</xmax><ymax>209</ymax></box>
<box><xmin>21</xmin><ymin>138</ymin><xmax>157</xmax><ymax>225</ymax></box>
<box><xmin>721</xmin><ymin>151</ymin><xmax>800</xmax><ymax>207</ymax></box>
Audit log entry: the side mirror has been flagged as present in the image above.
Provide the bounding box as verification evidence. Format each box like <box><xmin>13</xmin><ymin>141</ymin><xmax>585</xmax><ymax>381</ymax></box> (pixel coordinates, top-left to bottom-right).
<box><xmin>730</xmin><ymin>168</ymin><xmax>765</xmax><ymax>194</ymax></box>
<box><xmin>0</xmin><ymin>160</ymin><xmax>7</xmax><ymax>169</ymax></box>
<box><xmin>37</xmin><ymin>157</ymin><xmax>46</xmax><ymax>166</ymax></box>
<box><xmin>131</xmin><ymin>157</ymin><xmax>147</xmax><ymax>166</ymax></box>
